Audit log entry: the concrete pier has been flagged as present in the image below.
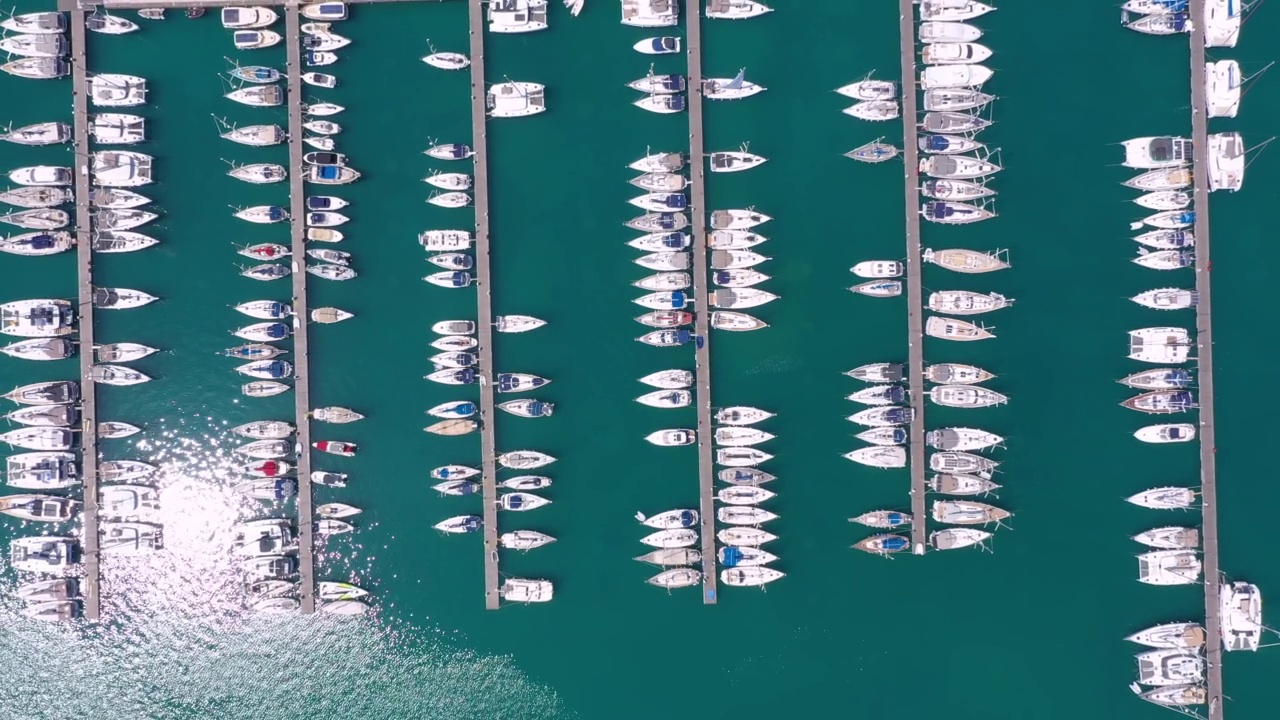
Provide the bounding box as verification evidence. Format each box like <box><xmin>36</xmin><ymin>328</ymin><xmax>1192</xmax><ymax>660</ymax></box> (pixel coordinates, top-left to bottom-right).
<box><xmin>896</xmin><ymin>0</ymin><xmax>927</xmax><ymax>551</ymax></box>
<box><xmin>466</xmin><ymin>0</ymin><xmax>501</xmax><ymax>611</ymax></box>
<box><xmin>686</xmin><ymin>4</ymin><xmax>717</xmax><ymax>605</ymax></box>
<box><xmin>69</xmin><ymin>9</ymin><xmax>101</xmax><ymax>622</ymax></box>
<box><xmin>284</xmin><ymin>8</ymin><xmax>316</xmax><ymax>615</ymax></box>
<box><xmin>1187</xmin><ymin>3</ymin><xmax>1223</xmax><ymax>717</ymax></box>
<box><xmin>100</xmin><ymin>0</ymin><xmax>438</xmax><ymax>7</ymax></box>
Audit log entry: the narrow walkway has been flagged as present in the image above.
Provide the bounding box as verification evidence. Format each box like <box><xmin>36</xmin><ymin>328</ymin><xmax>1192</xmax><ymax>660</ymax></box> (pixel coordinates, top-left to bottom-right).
<box><xmin>100</xmin><ymin>0</ymin><xmax>432</xmax><ymax>8</ymax></box>
<box><xmin>686</xmin><ymin>8</ymin><xmax>717</xmax><ymax>605</ymax></box>
<box><xmin>466</xmin><ymin>0</ymin><xmax>500</xmax><ymax>611</ymax></box>
<box><xmin>284</xmin><ymin>8</ymin><xmax>316</xmax><ymax>615</ymax></box>
<box><xmin>896</xmin><ymin>0</ymin><xmax>927</xmax><ymax>551</ymax></box>
<box><xmin>1187</xmin><ymin>3</ymin><xmax>1223</xmax><ymax>716</ymax></box>
<box><xmin>69</xmin><ymin>9</ymin><xmax>101</xmax><ymax>622</ymax></box>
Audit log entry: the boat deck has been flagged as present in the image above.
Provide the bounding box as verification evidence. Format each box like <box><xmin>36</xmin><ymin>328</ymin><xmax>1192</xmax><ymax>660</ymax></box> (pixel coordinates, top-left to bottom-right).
<box><xmin>897</xmin><ymin>0</ymin><xmax>928</xmax><ymax>552</ymax></box>
<box><xmin>69</xmin><ymin>9</ymin><xmax>102</xmax><ymax>622</ymax></box>
<box><xmin>1188</xmin><ymin>3</ymin><xmax>1224</xmax><ymax>717</ymax></box>
<box><xmin>284</xmin><ymin>8</ymin><xmax>317</xmax><ymax>615</ymax></box>
<box><xmin>97</xmin><ymin>0</ymin><xmax>436</xmax><ymax>8</ymax></box>
<box><xmin>687</xmin><ymin>2</ymin><xmax>717</xmax><ymax>606</ymax></box>
<box><xmin>467</xmin><ymin>0</ymin><xmax>501</xmax><ymax>611</ymax></box>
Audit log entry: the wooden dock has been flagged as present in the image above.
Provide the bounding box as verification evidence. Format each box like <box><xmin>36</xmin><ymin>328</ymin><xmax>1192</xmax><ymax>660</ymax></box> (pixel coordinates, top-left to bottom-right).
<box><xmin>896</xmin><ymin>0</ymin><xmax>928</xmax><ymax>552</ymax></box>
<box><xmin>686</xmin><ymin>3</ymin><xmax>717</xmax><ymax>605</ymax></box>
<box><xmin>467</xmin><ymin>0</ymin><xmax>501</xmax><ymax>611</ymax></box>
<box><xmin>69</xmin><ymin>9</ymin><xmax>102</xmax><ymax>622</ymax></box>
<box><xmin>284</xmin><ymin>8</ymin><xmax>316</xmax><ymax>615</ymax></box>
<box><xmin>1187</xmin><ymin>4</ymin><xmax>1224</xmax><ymax>717</ymax></box>
<box><xmin>99</xmin><ymin>0</ymin><xmax>440</xmax><ymax>8</ymax></box>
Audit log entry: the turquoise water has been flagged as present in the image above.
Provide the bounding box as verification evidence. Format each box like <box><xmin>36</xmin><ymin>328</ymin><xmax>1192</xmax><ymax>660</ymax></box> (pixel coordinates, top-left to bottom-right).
<box><xmin>1</xmin><ymin>1</ymin><xmax>1280</xmax><ymax>718</ymax></box>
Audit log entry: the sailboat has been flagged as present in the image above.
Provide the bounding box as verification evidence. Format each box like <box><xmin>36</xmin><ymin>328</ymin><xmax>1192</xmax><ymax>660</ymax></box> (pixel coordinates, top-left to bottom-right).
<box><xmin>703</xmin><ymin>68</ymin><xmax>766</xmax><ymax>99</ymax></box>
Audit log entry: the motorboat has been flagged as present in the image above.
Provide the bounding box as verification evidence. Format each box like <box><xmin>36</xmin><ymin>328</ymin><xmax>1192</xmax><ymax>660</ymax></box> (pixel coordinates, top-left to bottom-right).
<box><xmin>919</xmin><ymin>20</ymin><xmax>982</xmax><ymax>42</ymax></box>
<box><xmin>848</xmin><ymin>406</ymin><xmax>914</xmax><ymax>427</ymax></box>
<box><xmin>221</xmin><ymin>6</ymin><xmax>278</xmax><ymax>28</ymax></box>
<box><xmin>639</xmin><ymin>509</ymin><xmax>698</xmax><ymax>529</ymax></box>
<box><xmin>844</xmin><ymin>446</ymin><xmax>907</xmax><ymax>468</ymax></box>
<box><xmin>226</xmin><ymin>85</ymin><xmax>283</xmax><ymax>107</ymax></box>
<box><xmin>1</xmin><ymin>121</ymin><xmax>70</xmax><ymax>146</ymax></box>
<box><xmin>922</xmin><ymin>179</ymin><xmax>994</xmax><ymax>201</ymax></box>
<box><xmin>920</xmin><ymin>154</ymin><xmax>1001</xmax><ymax>179</ymax></box>
<box><xmin>0</xmin><ymin>299</ymin><xmax>75</xmax><ymax>338</ymax></box>
<box><xmin>1135</xmin><ymin>423</ymin><xmax>1196</xmax><ymax>443</ymax></box>
<box><xmin>9</xmin><ymin>536</ymin><xmax>77</xmax><ymax>573</ymax></box>
<box><xmin>499</xmin><ymin>578</ymin><xmax>553</xmax><ymax>603</ymax></box>
<box><xmin>845</xmin><ymin>139</ymin><xmax>899</xmax><ymax>163</ymax></box>
<box><xmin>930</xmin><ymin>451</ymin><xmax>998</xmax><ymax>478</ymax></box>
<box><xmin>487</xmin><ymin>81</ymin><xmax>546</xmax><ymax>118</ymax></box>
<box><xmin>639</xmin><ymin>369</ymin><xmax>693</xmax><ymax>388</ymax></box>
<box><xmin>1122</xmin><ymin>390</ymin><xmax>1196</xmax><ymax>414</ymax></box>
<box><xmin>711</xmin><ymin>311</ymin><xmax>767</xmax><ymax>331</ymax></box>
<box><xmin>498</xmin><ymin>399</ymin><xmax>554</xmax><ymax>418</ymax></box>
<box><xmin>852</xmin><ymin>534</ymin><xmax>910</xmax><ymax>557</ymax></box>
<box><xmin>847</xmin><ymin>385</ymin><xmax>907</xmax><ymax>406</ymax></box>
<box><xmin>1127</xmin><ymin>486</ymin><xmax>1197</xmax><ymax>510</ymax></box>
<box><xmin>1120</xmin><ymin>368</ymin><xmax>1192</xmax><ymax>390</ymax></box>
<box><xmin>716</xmin><ymin>447</ymin><xmax>773</xmax><ymax>467</ymax></box>
<box><xmin>634</xmin><ymin>36</ymin><xmax>680</xmax><ymax>54</ymax></box>
<box><xmin>923</xmin><ymin>89</ymin><xmax>994</xmax><ymax>112</ymax></box>
<box><xmin>845</xmin><ymin>363</ymin><xmax>905</xmax><ymax>383</ymax></box>
<box><xmin>1</xmin><ymin>57</ymin><xmax>68</xmax><ymax>80</ymax></box>
<box><xmin>718</xmin><ymin>527</ymin><xmax>778</xmax><ymax>546</ymax></box>
<box><xmin>922</xmin><ymin>247</ymin><xmax>1009</xmax><ymax>274</ymax></box>
<box><xmin>919</xmin><ymin>0</ymin><xmax>995</xmax><ymax>21</ymax></box>
<box><xmin>500</xmin><ymin>530</ymin><xmax>556</xmax><ymax>550</ymax></box>
<box><xmin>313</xmin><ymin>440</ymin><xmax>356</xmax><ymax>457</ymax></box>
<box><xmin>233</xmin><ymin>29</ymin><xmax>282</xmax><ymax>49</ymax></box>
<box><xmin>1128</xmin><ymin>327</ymin><xmax>1192</xmax><ymax>364</ymax></box>
<box><xmin>925</xmin><ymin>316</ymin><xmax>994</xmax><ymax>341</ymax></box>
<box><xmin>703</xmin><ymin>69</ymin><xmax>765</xmax><ymax>100</ymax></box>
<box><xmin>835</xmin><ymin>77</ymin><xmax>896</xmax><ymax>100</ymax></box>
<box><xmin>0</xmin><ymin>494</ymin><xmax>78</xmax><ymax>522</ymax></box>
<box><xmin>620</xmin><ymin>0</ymin><xmax>679</xmax><ymax>27</ymax></box>
<box><xmin>0</xmin><ymin>338</ymin><xmax>74</xmax><ymax>360</ymax></box>
<box><xmin>301</xmin><ymin>32</ymin><xmax>351</xmax><ymax>52</ymax></box>
<box><xmin>1133</xmin><ymin>526</ymin><xmax>1199</xmax><ymax>550</ymax></box>
<box><xmin>716</xmin><ymin>406</ymin><xmax>774</xmax><ymax>425</ymax></box>
<box><xmin>922</xmin><ymin>111</ymin><xmax>991</xmax><ymax>134</ymax></box>
<box><xmin>931</xmin><ymin>500</ymin><xmax>1010</xmax><ymax>526</ymax></box>
<box><xmin>1127</xmin><ymin>622</ymin><xmax>1206</xmax><ymax>650</ymax></box>
<box><xmin>922</xmin><ymin>42</ymin><xmax>992</xmax><ymax>65</ymax></box>
<box><xmin>850</xmin><ymin>260</ymin><xmax>903</xmax><ymax>278</ymax></box>
<box><xmin>0</xmin><ymin>187</ymin><xmax>72</xmax><ymax>208</ymax></box>
<box><xmin>1</xmin><ymin>12</ymin><xmax>66</xmax><ymax>34</ymax></box>
<box><xmin>929</xmin><ymin>528</ymin><xmax>992</xmax><ymax>550</ymax></box>
<box><xmin>639</xmin><ymin>529</ymin><xmax>697</xmax><ymax>548</ymax></box>
<box><xmin>0</xmin><ymin>232</ymin><xmax>74</xmax><ymax>256</ymax></box>
<box><xmin>498</xmin><ymin>451</ymin><xmax>556</xmax><ymax>470</ymax></box>
<box><xmin>850</xmin><ymin>510</ymin><xmax>912</xmax><ymax>528</ymax></box>
<box><xmin>305</xmin><ymin>164</ymin><xmax>361</xmax><ymax>185</ymax></box>
<box><xmin>488</xmin><ymin>0</ymin><xmax>549</xmax><ymax>32</ymax></box>
<box><xmin>1205</xmin><ymin>59</ymin><xmax>1241</xmax><ymax>118</ymax></box>
<box><xmin>928</xmin><ymin>473</ymin><xmax>1001</xmax><ymax>496</ymax></box>
<box><xmin>717</xmin><ymin>506</ymin><xmax>778</xmax><ymax>525</ymax></box>
<box><xmin>8</xmin><ymin>166</ymin><xmax>72</xmax><ymax>186</ymax></box>
<box><xmin>423</xmin><ymin>51</ymin><xmax>470</xmax><ymax>70</ymax></box>
<box><xmin>926</xmin><ymin>428</ymin><xmax>1003</xmax><ymax>451</ymax></box>
<box><xmin>646</xmin><ymin>428</ymin><xmax>695</xmax><ymax>446</ymax></box>
<box><xmin>1125</xmin><ymin>167</ymin><xmax>1193</xmax><ymax>191</ymax></box>
<box><xmin>843</xmin><ymin>100</ymin><xmax>899</xmax><ymax>121</ymax></box>
<box><xmin>1136</xmin><ymin>649</ymin><xmax>1205</xmax><ymax>686</ymax></box>
<box><xmin>1207</xmin><ymin>131</ymin><xmax>1244</xmax><ymax>192</ymax></box>
<box><xmin>1138</xmin><ymin>550</ymin><xmax>1202</xmax><ymax>585</ymax></box>
<box><xmin>715</xmin><ymin>427</ymin><xmax>774</xmax><ymax>447</ymax></box>
<box><xmin>1220</xmin><ymin>581</ymin><xmax>1262</xmax><ymax>651</ymax></box>
<box><xmin>302</xmin><ymin>2</ymin><xmax>348</xmax><ymax>20</ymax></box>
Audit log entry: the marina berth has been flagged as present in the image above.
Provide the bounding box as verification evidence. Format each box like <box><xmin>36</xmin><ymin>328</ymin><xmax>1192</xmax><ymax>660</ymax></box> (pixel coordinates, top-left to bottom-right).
<box><xmin>929</xmin><ymin>528</ymin><xmax>992</xmax><ymax>551</ymax></box>
<box><xmin>927</xmin><ymin>473</ymin><xmax>1001</xmax><ymax>496</ymax></box>
<box><xmin>1219</xmin><ymin>581</ymin><xmax>1262</xmax><ymax>651</ymax></box>
<box><xmin>852</xmin><ymin>533</ymin><xmax>910</xmax><ymax>557</ymax></box>
<box><xmin>1138</xmin><ymin>550</ymin><xmax>1202</xmax><ymax>585</ymax></box>
<box><xmin>922</xmin><ymin>247</ymin><xmax>1009</xmax><ymax>273</ymax></box>
<box><xmin>918</xmin><ymin>0</ymin><xmax>995</xmax><ymax>21</ymax></box>
<box><xmin>1132</xmin><ymin>526</ymin><xmax>1199</xmax><ymax>550</ymax></box>
<box><xmin>1205</xmin><ymin>59</ymin><xmax>1241</xmax><ymax>118</ymax></box>
<box><xmin>1134</xmin><ymin>423</ymin><xmax>1196</xmax><ymax>443</ymax></box>
<box><xmin>919</xmin><ymin>20</ymin><xmax>981</xmax><ymax>42</ymax></box>
<box><xmin>489</xmin><ymin>0</ymin><xmax>549</xmax><ymax>32</ymax></box>
<box><xmin>1207</xmin><ymin>131</ymin><xmax>1245</xmax><ymax>192</ymax></box>
<box><xmin>1126</xmin><ymin>623</ymin><xmax>1207</xmax><ymax>650</ymax></box>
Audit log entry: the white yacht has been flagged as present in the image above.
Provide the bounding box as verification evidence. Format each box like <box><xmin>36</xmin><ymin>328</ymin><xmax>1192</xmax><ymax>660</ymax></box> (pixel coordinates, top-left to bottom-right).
<box><xmin>1122</xmin><ymin>136</ymin><xmax>1193</xmax><ymax>169</ymax></box>
<box><xmin>920</xmin><ymin>64</ymin><xmax>993</xmax><ymax>89</ymax></box>
<box><xmin>92</xmin><ymin>151</ymin><xmax>153</xmax><ymax>187</ymax></box>
<box><xmin>1138</xmin><ymin>550</ymin><xmax>1202</xmax><ymax>585</ymax></box>
<box><xmin>843</xmin><ymin>100</ymin><xmax>899</xmax><ymax>121</ymax></box>
<box><xmin>926</xmin><ymin>427</ymin><xmax>1003</xmax><ymax>451</ymax></box>
<box><xmin>918</xmin><ymin>0</ymin><xmax>995</xmax><ymax>21</ymax></box>
<box><xmin>646</xmin><ymin>429</ymin><xmax>695</xmax><ymax>446</ymax></box>
<box><xmin>843</xmin><ymin>446</ymin><xmax>907</xmax><ymax>468</ymax></box>
<box><xmin>1134</xmin><ymin>423</ymin><xmax>1196</xmax><ymax>444</ymax></box>
<box><xmin>925</xmin><ymin>316</ymin><xmax>994</xmax><ymax>341</ymax></box>
<box><xmin>1133</xmin><ymin>526</ymin><xmax>1199</xmax><ymax>550</ymax></box>
<box><xmin>1203</xmin><ymin>0</ymin><xmax>1242</xmax><ymax>48</ymax></box>
<box><xmin>1126</xmin><ymin>622</ymin><xmax>1207</xmax><ymax>650</ymax></box>
<box><xmin>639</xmin><ymin>369</ymin><xmax>693</xmax><ymax>389</ymax></box>
<box><xmin>1127</xmin><ymin>486</ymin><xmax>1197</xmax><ymax>510</ymax></box>
<box><xmin>715</xmin><ymin>427</ymin><xmax>773</xmax><ymax>447</ymax></box>
<box><xmin>716</xmin><ymin>447</ymin><xmax>772</xmax><ymax>467</ymax></box>
<box><xmin>487</xmin><ymin>0</ymin><xmax>548</xmax><ymax>31</ymax></box>
<box><xmin>927</xmin><ymin>290</ymin><xmax>1011</xmax><ymax>315</ymax></box>
<box><xmin>0</xmin><ymin>299</ymin><xmax>75</xmax><ymax>338</ymax></box>
<box><xmin>931</xmin><ymin>500</ymin><xmax>1010</xmax><ymax>526</ymax></box>
<box><xmin>621</xmin><ymin>0</ymin><xmax>678</xmax><ymax>26</ymax></box>
<box><xmin>500</xmin><ymin>578</ymin><xmax>553</xmax><ymax>603</ymax></box>
<box><xmin>721</xmin><ymin>567</ymin><xmax>784</xmax><ymax>587</ymax></box>
<box><xmin>639</xmin><ymin>528</ymin><xmax>697</xmax><ymax>548</ymax></box>
<box><xmin>930</xmin><ymin>452</ymin><xmax>998</xmax><ymax>478</ymax></box>
<box><xmin>1128</xmin><ymin>327</ymin><xmax>1191</xmax><ymax>364</ymax></box>
<box><xmin>89</xmin><ymin>74</ymin><xmax>147</xmax><ymax>107</ymax></box>
<box><xmin>705</xmin><ymin>0</ymin><xmax>772</xmax><ymax>19</ymax></box>
<box><xmin>921</xmin><ymin>42</ymin><xmax>992</xmax><ymax>65</ymax></box>
<box><xmin>1136</xmin><ymin>649</ymin><xmax>1205</xmax><ymax>686</ymax></box>
<box><xmin>10</xmin><ymin>536</ymin><xmax>77</xmax><ymax>573</ymax></box>
<box><xmin>850</xmin><ymin>260</ymin><xmax>903</xmax><ymax>278</ymax></box>
<box><xmin>221</xmin><ymin>7</ymin><xmax>278</xmax><ymax>28</ymax></box>
<box><xmin>92</xmin><ymin>113</ymin><xmax>146</xmax><ymax>144</ymax></box>
<box><xmin>919</xmin><ymin>20</ymin><xmax>982</xmax><ymax>42</ymax></box>
<box><xmin>487</xmin><ymin>81</ymin><xmax>546</xmax><ymax>118</ymax></box>
<box><xmin>1220</xmin><ymin>581</ymin><xmax>1262</xmax><ymax>651</ymax></box>
<box><xmin>500</xmin><ymin>530</ymin><xmax>556</xmax><ymax>550</ymax></box>
<box><xmin>920</xmin><ymin>155</ymin><xmax>1001</xmax><ymax>179</ymax></box>
<box><xmin>922</xmin><ymin>247</ymin><xmax>1009</xmax><ymax>273</ymax></box>
<box><xmin>929</xmin><ymin>528</ymin><xmax>992</xmax><ymax>551</ymax></box>
<box><xmin>1205</xmin><ymin>59</ymin><xmax>1241</xmax><ymax>118</ymax></box>
<box><xmin>1207</xmin><ymin>131</ymin><xmax>1244</xmax><ymax>192</ymax></box>
<box><xmin>928</xmin><ymin>473</ymin><xmax>1000</xmax><ymax>496</ymax></box>
<box><xmin>638</xmin><ymin>509</ymin><xmax>698</xmax><ymax>529</ymax></box>
<box><xmin>835</xmin><ymin>78</ymin><xmax>896</xmax><ymax>100</ymax></box>
<box><xmin>703</xmin><ymin>69</ymin><xmax>765</xmax><ymax>99</ymax></box>
<box><xmin>636</xmin><ymin>389</ymin><xmax>691</xmax><ymax>408</ymax></box>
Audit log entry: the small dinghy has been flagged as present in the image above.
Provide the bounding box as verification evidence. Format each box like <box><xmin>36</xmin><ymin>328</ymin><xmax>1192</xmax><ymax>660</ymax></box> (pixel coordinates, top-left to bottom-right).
<box><xmin>850</xmin><ymin>510</ymin><xmax>912</xmax><ymax>528</ymax></box>
<box><xmin>717</xmin><ymin>527</ymin><xmax>778</xmax><ymax>546</ymax></box>
<box><xmin>930</xmin><ymin>528</ymin><xmax>992</xmax><ymax>551</ymax></box>
<box><xmin>639</xmin><ymin>369</ymin><xmax>693</xmax><ymax>389</ymax></box>
<box><xmin>845</xmin><ymin>139</ymin><xmax>899</xmax><ymax>163</ymax></box>
<box><xmin>313</xmin><ymin>440</ymin><xmax>357</xmax><ymax>456</ymax></box>
<box><xmin>1135</xmin><ymin>423</ymin><xmax>1196</xmax><ymax>444</ymax></box>
<box><xmin>925</xmin><ymin>316</ymin><xmax>994</xmax><ymax>341</ymax></box>
<box><xmin>852</xmin><ymin>534</ymin><xmax>910</xmax><ymax>557</ymax></box>
<box><xmin>928</xmin><ymin>473</ymin><xmax>1001</xmax><ymax>496</ymax></box>
<box><xmin>922</xmin><ymin>247</ymin><xmax>1009</xmax><ymax>273</ymax></box>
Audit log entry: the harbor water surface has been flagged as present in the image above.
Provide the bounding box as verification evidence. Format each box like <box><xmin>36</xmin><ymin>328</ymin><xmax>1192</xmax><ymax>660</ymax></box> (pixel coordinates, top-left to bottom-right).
<box><xmin>1</xmin><ymin>1</ymin><xmax>1279</xmax><ymax>718</ymax></box>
